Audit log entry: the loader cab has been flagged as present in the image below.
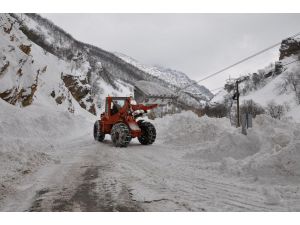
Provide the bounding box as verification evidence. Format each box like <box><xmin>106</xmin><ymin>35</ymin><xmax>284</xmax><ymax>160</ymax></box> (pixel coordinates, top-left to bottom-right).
<box><xmin>104</xmin><ymin>96</ymin><xmax>129</xmax><ymax>116</ymax></box>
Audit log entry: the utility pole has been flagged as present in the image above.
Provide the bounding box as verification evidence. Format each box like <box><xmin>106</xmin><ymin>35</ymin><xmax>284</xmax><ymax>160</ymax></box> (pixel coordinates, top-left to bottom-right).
<box><xmin>236</xmin><ymin>80</ymin><xmax>240</xmax><ymax>127</ymax></box>
<box><xmin>232</xmin><ymin>80</ymin><xmax>240</xmax><ymax>127</ymax></box>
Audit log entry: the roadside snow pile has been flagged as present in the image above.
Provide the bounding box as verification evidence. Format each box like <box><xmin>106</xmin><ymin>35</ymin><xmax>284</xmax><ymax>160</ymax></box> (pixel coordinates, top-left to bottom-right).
<box><xmin>154</xmin><ymin>111</ymin><xmax>260</xmax><ymax>161</ymax></box>
<box><xmin>220</xmin><ymin>114</ymin><xmax>300</xmax><ymax>178</ymax></box>
<box><xmin>155</xmin><ymin>111</ymin><xmax>233</xmax><ymax>145</ymax></box>
<box><xmin>154</xmin><ymin>111</ymin><xmax>300</xmax><ymax>179</ymax></box>
<box><xmin>0</xmin><ymin>99</ymin><xmax>93</xmax><ymax>190</ymax></box>
<box><xmin>287</xmin><ymin>105</ymin><xmax>300</xmax><ymax>123</ymax></box>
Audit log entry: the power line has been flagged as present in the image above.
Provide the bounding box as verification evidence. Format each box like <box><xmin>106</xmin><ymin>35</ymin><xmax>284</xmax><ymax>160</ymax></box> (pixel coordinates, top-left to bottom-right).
<box><xmin>209</xmin><ymin>58</ymin><xmax>300</xmax><ymax>95</ymax></box>
<box><xmin>281</xmin><ymin>58</ymin><xmax>300</xmax><ymax>67</ymax></box>
<box><xmin>210</xmin><ymin>86</ymin><xmax>224</xmax><ymax>92</ymax></box>
<box><xmin>179</xmin><ymin>31</ymin><xmax>300</xmax><ymax>92</ymax></box>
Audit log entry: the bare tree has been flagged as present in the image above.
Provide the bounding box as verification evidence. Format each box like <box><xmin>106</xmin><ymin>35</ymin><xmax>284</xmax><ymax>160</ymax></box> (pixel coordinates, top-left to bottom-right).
<box><xmin>266</xmin><ymin>101</ymin><xmax>285</xmax><ymax>120</ymax></box>
<box><xmin>240</xmin><ymin>100</ymin><xmax>265</xmax><ymax>118</ymax></box>
<box><xmin>204</xmin><ymin>103</ymin><xmax>228</xmax><ymax>118</ymax></box>
<box><xmin>283</xmin><ymin>72</ymin><xmax>300</xmax><ymax>104</ymax></box>
<box><xmin>252</xmin><ymin>73</ymin><xmax>261</xmax><ymax>88</ymax></box>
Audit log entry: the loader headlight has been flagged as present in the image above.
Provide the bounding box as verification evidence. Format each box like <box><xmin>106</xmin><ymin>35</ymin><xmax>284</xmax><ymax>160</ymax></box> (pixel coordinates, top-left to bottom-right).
<box><xmin>130</xmin><ymin>99</ymin><xmax>137</xmax><ymax>105</ymax></box>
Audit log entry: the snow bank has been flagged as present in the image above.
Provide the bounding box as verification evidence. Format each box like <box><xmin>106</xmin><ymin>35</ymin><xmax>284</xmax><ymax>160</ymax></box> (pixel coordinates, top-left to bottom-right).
<box><xmin>154</xmin><ymin>111</ymin><xmax>300</xmax><ymax>179</ymax></box>
<box><xmin>0</xmin><ymin>98</ymin><xmax>93</xmax><ymax>190</ymax></box>
<box><xmin>155</xmin><ymin>111</ymin><xmax>232</xmax><ymax>144</ymax></box>
<box><xmin>287</xmin><ymin>105</ymin><xmax>300</xmax><ymax>123</ymax></box>
<box><xmin>220</xmin><ymin>115</ymin><xmax>300</xmax><ymax>178</ymax></box>
<box><xmin>154</xmin><ymin>111</ymin><xmax>260</xmax><ymax>161</ymax></box>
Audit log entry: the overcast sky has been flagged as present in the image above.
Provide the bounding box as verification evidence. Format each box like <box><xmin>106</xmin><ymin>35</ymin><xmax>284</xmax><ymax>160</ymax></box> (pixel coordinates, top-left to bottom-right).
<box><xmin>42</xmin><ymin>14</ymin><xmax>300</xmax><ymax>90</ymax></box>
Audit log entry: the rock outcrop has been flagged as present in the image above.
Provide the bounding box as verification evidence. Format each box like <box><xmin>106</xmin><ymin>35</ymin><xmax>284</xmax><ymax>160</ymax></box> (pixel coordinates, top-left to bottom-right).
<box><xmin>279</xmin><ymin>38</ymin><xmax>300</xmax><ymax>60</ymax></box>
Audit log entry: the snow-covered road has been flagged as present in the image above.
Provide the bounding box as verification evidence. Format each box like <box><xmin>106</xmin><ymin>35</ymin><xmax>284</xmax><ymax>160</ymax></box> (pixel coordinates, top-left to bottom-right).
<box><xmin>1</xmin><ymin>100</ymin><xmax>300</xmax><ymax>211</ymax></box>
<box><xmin>1</xmin><ymin>130</ymin><xmax>300</xmax><ymax>211</ymax></box>
<box><xmin>0</xmin><ymin>134</ymin><xmax>143</xmax><ymax>211</ymax></box>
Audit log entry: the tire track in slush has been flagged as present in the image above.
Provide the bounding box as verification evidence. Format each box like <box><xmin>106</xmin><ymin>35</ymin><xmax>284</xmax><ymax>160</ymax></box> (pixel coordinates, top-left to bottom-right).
<box><xmin>114</xmin><ymin>146</ymin><xmax>292</xmax><ymax>211</ymax></box>
<box><xmin>26</xmin><ymin>148</ymin><xmax>144</xmax><ymax>212</ymax></box>
<box><xmin>2</xmin><ymin>135</ymin><xmax>298</xmax><ymax>212</ymax></box>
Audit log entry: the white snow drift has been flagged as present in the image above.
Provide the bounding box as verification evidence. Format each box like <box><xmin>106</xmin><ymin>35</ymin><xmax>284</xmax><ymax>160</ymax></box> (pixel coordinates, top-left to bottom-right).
<box><xmin>1</xmin><ymin>99</ymin><xmax>300</xmax><ymax>211</ymax></box>
<box><xmin>0</xmin><ymin>98</ymin><xmax>93</xmax><ymax>193</ymax></box>
<box><xmin>154</xmin><ymin>111</ymin><xmax>300</xmax><ymax>179</ymax></box>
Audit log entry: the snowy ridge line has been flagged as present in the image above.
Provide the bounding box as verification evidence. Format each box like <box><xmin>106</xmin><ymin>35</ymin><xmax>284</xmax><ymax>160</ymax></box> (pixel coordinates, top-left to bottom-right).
<box><xmin>114</xmin><ymin>52</ymin><xmax>213</xmax><ymax>102</ymax></box>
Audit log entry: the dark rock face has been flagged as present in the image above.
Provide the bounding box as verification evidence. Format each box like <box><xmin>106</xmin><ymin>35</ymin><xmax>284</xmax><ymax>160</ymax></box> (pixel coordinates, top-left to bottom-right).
<box><xmin>0</xmin><ymin>83</ymin><xmax>37</xmax><ymax>107</ymax></box>
<box><xmin>274</xmin><ymin>61</ymin><xmax>283</xmax><ymax>75</ymax></box>
<box><xmin>0</xmin><ymin>61</ymin><xmax>10</xmax><ymax>76</ymax></box>
<box><xmin>19</xmin><ymin>44</ymin><xmax>31</xmax><ymax>55</ymax></box>
<box><xmin>62</xmin><ymin>74</ymin><xmax>96</xmax><ymax>115</ymax></box>
<box><xmin>279</xmin><ymin>38</ymin><xmax>300</xmax><ymax>60</ymax></box>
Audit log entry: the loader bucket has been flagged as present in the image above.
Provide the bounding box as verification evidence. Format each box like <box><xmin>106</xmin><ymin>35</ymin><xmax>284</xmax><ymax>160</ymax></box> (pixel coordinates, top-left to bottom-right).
<box><xmin>134</xmin><ymin>80</ymin><xmax>178</xmax><ymax>105</ymax></box>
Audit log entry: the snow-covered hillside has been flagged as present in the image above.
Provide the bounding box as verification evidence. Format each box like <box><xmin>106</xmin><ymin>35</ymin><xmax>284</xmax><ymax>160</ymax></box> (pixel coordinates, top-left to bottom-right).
<box><xmin>0</xmin><ymin>13</ymin><xmax>132</xmax><ymax>115</ymax></box>
<box><xmin>241</xmin><ymin>57</ymin><xmax>300</xmax><ymax>121</ymax></box>
<box><xmin>0</xmin><ymin>13</ymin><xmax>212</xmax><ymax>114</ymax></box>
<box><xmin>210</xmin><ymin>37</ymin><xmax>300</xmax><ymax>122</ymax></box>
<box><xmin>115</xmin><ymin>52</ymin><xmax>213</xmax><ymax>101</ymax></box>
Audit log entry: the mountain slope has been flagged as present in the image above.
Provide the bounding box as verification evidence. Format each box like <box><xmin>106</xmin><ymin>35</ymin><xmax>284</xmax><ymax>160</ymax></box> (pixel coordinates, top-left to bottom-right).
<box><xmin>115</xmin><ymin>52</ymin><xmax>213</xmax><ymax>101</ymax></box>
<box><xmin>0</xmin><ymin>13</ymin><xmax>212</xmax><ymax>114</ymax></box>
<box><xmin>0</xmin><ymin>13</ymin><xmax>132</xmax><ymax>115</ymax></box>
<box><xmin>210</xmin><ymin>37</ymin><xmax>300</xmax><ymax>122</ymax></box>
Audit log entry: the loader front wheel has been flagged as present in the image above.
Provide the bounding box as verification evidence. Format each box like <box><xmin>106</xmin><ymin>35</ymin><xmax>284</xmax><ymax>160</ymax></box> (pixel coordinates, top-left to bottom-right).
<box><xmin>138</xmin><ymin>121</ymin><xmax>156</xmax><ymax>145</ymax></box>
<box><xmin>94</xmin><ymin>120</ymin><xmax>105</xmax><ymax>142</ymax></box>
<box><xmin>111</xmin><ymin>123</ymin><xmax>131</xmax><ymax>147</ymax></box>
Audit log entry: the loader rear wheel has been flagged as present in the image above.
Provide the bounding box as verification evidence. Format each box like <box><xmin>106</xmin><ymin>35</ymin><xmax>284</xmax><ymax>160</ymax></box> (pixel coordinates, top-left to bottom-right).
<box><xmin>111</xmin><ymin>123</ymin><xmax>131</xmax><ymax>147</ymax></box>
<box><xmin>94</xmin><ymin>120</ymin><xmax>105</xmax><ymax>142</ymax></box>
<box><xmin>138</xmin><ymin>121</ymin><xmax>156</xmax><ymax>145</ymax></box>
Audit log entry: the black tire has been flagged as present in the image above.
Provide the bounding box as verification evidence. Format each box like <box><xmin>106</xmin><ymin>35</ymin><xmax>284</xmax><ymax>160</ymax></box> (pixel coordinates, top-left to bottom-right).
<box><xmin>111</xmin><ymin>123</ymin><xmax>131</xmax><ymax>147</ymax></box>
<box><xmin>138</xmin><ymin>121</ymin><xmax>156</xmax><ymax>145</ymax></box>
<box><xmin>93</xmin><ymin>120</ymin><xmax>105</xmax><ymax>142</ymax></box>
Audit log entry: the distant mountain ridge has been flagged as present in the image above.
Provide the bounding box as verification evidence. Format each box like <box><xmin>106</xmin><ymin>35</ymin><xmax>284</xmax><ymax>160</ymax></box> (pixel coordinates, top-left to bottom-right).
<box><xmin>115</xmin><ymin>52</ymin><xmax>213</xmax><ymax>101</ymax></box>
